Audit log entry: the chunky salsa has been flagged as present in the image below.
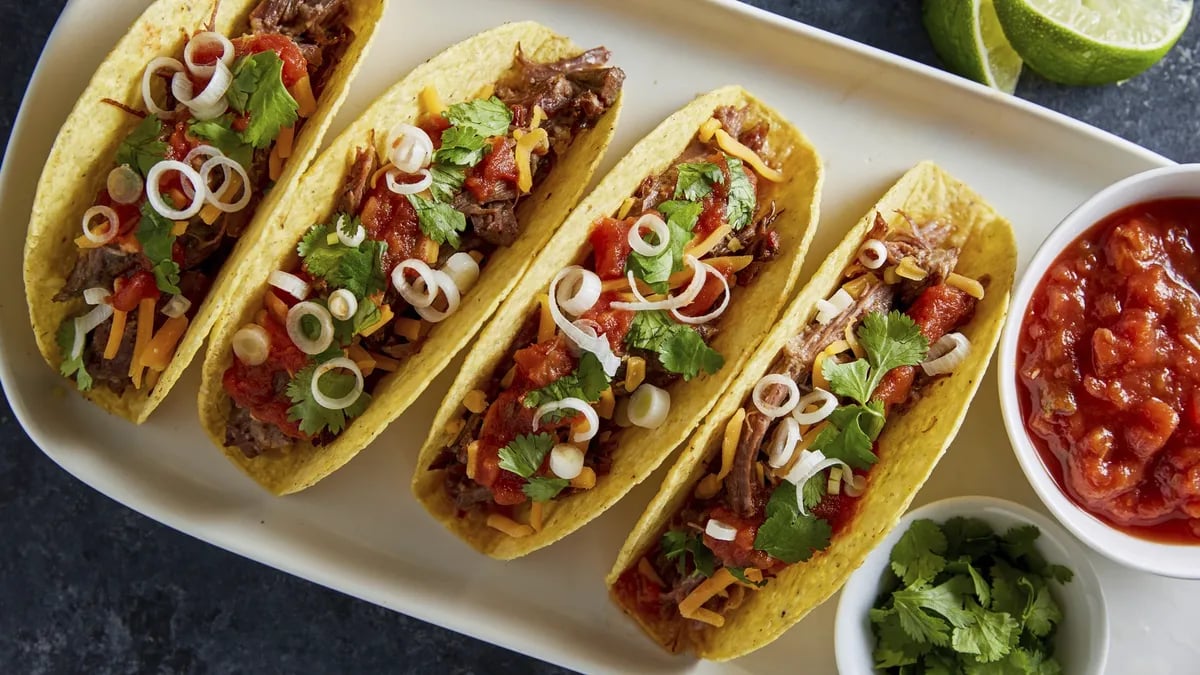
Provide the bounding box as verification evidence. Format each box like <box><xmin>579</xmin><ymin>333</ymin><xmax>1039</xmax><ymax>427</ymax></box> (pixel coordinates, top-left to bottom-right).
<box><xmin>1018</xmin><ymin>198</ymin><xmax>1200</xmax><ymax>542</ymax></box>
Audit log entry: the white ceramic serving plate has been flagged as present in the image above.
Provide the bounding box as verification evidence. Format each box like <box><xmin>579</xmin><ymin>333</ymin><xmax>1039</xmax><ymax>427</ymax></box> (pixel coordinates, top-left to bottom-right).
<box><xmin>5</xmin><ymin>1</ymin><xmax>1199</xmax><ymax>672</ymax></box>
<box><xmin>835</xmin><ymin>497</ymin><xmax>1108</xmax><ymax>675</ymax></box>
<box><xmin>999</xmin><ymin>164</ymin><xmax>1200</xmax><ymax>580</ymax></box>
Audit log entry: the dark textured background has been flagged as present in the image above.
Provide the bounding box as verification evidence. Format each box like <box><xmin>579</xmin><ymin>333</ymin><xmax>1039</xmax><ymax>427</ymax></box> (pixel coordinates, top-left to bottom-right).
<box><xmin>2</xmin><ymin>1</ymin><xmax>1197</xmax><ymax>673</ymax></box>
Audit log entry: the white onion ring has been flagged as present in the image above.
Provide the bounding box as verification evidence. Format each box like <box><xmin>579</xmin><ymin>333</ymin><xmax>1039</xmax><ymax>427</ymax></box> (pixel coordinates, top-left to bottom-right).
<box><xmin>200</xmin><ymin>155</ymin><xmax>252</xmax><ymax>213</ymax></box>
<box><xmin>844</xmin><ymin>471</ymin><xmax>867</xmax><ymax>498</ymax></box>
<box><xmin>442</xmin><ymin>252</ymin><xmax>481</xmax><ymax>293</ymax></box>
<box><xmin>83</xmin><ymin>287</ymin><xmax>111</xmax><ymax>306</ymax></box>
<box><xmin>180</xmin><ymin>146</ymin><xmax>228</xmax><ymax>201</ymax></box>
<box><xmin>922</xmin><ymin>333</ymin><xmax>971</xmax><ymax>376</ymax></box>
<box><xmin>548</xmin><ymin>266</ymin><xmax>621</xmax><ymax>376</ymax></box>
<box><xmin>183</xmin><ymin>31</ymin><xmax>235</xmax><ymax>78</ymax></box>
<box><xmin>232</xmin><ymin>324</ymin><xmax>270</xmax><ymax>366</ymax></box>
<box><xmin>70</xmin><ymin>318</ymin><xmax>86</xmax><ymax>360</ymax></box>
<box><xmin>671</xmin><ymin>263</ymin><xmax>730</xmax><ymax>324</ymax></box>
<box><xmin>414</xmin><ymin>270</ymin><xmax>461</xmax><ymax>323</ymax></box>
<box><xmin>268</xmin><ymin>270</ymin><xmax>310</xmax><ymax>300</ymax></box>
<box><xmin>784</xmin><ymin>449</ymin><xmax>855</xmax><ymax>516</ymax></box>
<box><xmin>81</xmin><ymin>206</ymin><xmax>120</xmax><ymax>244</ymax></box>
<box><xmin>146</xmin><ymin>160</ymin><xmax>206</xmax><ymax>220</ymax></box>
<box><xmin>791</xmin><ymin>388</ymin><xmax>839</xmax><ymax>425</ymax></box>
<box><xmin>705</xmin><ymin>519</ymin><xmax>738</xmax><ymax>542</ymax></box>
<box><xmin>627</xmin><ymin>213</ymin><xmax>670</xmax><ymax>257</ymax></box>
<box><xmin>385</xmin><ymin>168</ymin><xmax>432</xmax><ymax>196</ymax></box>
<box><xmin>555</xmin><ymin>267</ymin><xmax>602</xmax><ymax>316</ymax></box>
<box><xmin>752</xmin><ymin>374</ymin><xmax>801</xmax><ymax>418</ymax></box>
<box><xmin>549</xmin><ymin>444</ymin><xmax>585</xmax><ymax>480</ymax></box>
<box><xmin>335</xmin><ymin>215</ymin><xmax>366</xmax><ymax>248</ymax></box>
<box><xmin>311</xmin><ymin>357</ymin><xmax>364</xmax><ymax>411</ymax></box>
<box><xmin>141</xmin><ymin>56</ymin><xmax>185</xmax><ymax>118</ymax></box>
<box><xmin>286</xmin><ymin>301</ymin><xmax>335</xmax><ymax>355</ymax></box>
<box><xmin>628</xmin><ymin>383</ymin><xmax>671</xmax><ymax>429</ymax></box>
<box><xmin>533</xmin><ymin>397</ymin><xmax>599</xmax><ymax>442</ymax></box>
<box><xmin>858</xmin><ymin>239</ymin><xmax>888</xmax><ymax>270</ymax></box>
<box><xmin>767</xmin><ymin>416</ymin><xmax>801</xmax><ymax>469</ymax></box>
<box><xmin>107</xmin><ymin>166</ymin><xmax>142</xmax><ymax>204</ymax></box>
<box><xmin>327</xmin><ymin>289</ymin><xmax>358</xmax><ymax>322</ymax></box>
<box><xmin>611</xmin><ymin>255</ymin><xmax>708</xmax><ymax>312</ymax></box>
<box><xmin>75</xmin><ymin>303</ymin><xmax>115</xmax><ymax>338</ymax></box>
<box><xmin>161</xmin><ymin>294</ymin><xmax>191</xmax><ymax>318</ymax></box>
<box><xmin>170</xmin><ymin>60</ymin><xmax>232</xmax><ymax>119</ymax></box>
<box><xmin>385</xmin><ymin>123</ymin><xmax>434</xmax><ymax>173</ymax></box>
<box><xmin>392</xmin><ymin>259</ymin><xmax>438</xmax><ymax>308</ymax></box>
<box><xmin>815</xmin><ymin>288</ymin><xmax>854</xmax><ymax>325</ymax></box>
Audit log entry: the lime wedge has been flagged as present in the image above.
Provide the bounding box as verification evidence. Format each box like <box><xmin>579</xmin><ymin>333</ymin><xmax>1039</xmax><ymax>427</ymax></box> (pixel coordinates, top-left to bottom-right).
<box><xmin>924</xmin><ymin>0</ymin><xmax>1024</xmax><ymax>93</ymax></box>
<box><xmin>994</xmin><ymin>0</ymin><xmax>1193</xmax><ymax>85</ymax></box>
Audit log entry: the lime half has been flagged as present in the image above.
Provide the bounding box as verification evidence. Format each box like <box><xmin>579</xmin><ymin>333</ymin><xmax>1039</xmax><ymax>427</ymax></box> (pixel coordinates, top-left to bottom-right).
<box><xmin>994</xmin><ymin>0</ymin><xmax>1193</xmax><ymax>85</ymax></box>
<box><xmin>924</xmin><ymin>0</ymin><xmax>1024</xmax><ymax>93</ymax></box>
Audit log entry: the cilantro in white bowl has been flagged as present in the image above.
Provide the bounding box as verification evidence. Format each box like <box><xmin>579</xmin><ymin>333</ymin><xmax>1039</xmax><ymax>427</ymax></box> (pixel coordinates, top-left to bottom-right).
<box><xmin>835</xmin><ymin>496</ymin><xmax>1107</xmax><ymax>675</ymax></box>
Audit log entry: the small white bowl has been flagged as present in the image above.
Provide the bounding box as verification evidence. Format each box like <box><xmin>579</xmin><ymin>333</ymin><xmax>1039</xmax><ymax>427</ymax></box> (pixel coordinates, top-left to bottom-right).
<box><xmin>997</xmin><ymin>164</ymin><xmax>1200</xmax><ymax>579</ymax></box>
<box><xmin>834</xmin><ymin>497</ymin><xmax>1107</xmax><ymax>675</ymax></box>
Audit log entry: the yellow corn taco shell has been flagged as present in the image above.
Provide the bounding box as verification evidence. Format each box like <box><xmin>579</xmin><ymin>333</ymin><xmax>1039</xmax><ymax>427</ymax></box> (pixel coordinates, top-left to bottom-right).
<box><xmin>24</xmin><ymin>0</ymin><xmax>385</xmax><ymax>423</ymax></box>
<box><xmin>413</xmin><ymin>86</ymin><xmax>824</xmax><ymax>559</ymax></box>
<box><xmin>606</xmin><ymin>161</ymin><xmax>1017</xmax><ymax>659</ymax></box>
<box><xmin>197</xmin><ymin>22</ymin><xmax>624</xmax><ymax>495</ymax></box>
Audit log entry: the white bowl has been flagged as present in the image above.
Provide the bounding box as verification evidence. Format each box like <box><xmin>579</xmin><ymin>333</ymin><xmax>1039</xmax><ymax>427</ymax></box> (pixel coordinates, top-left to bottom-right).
<box><xmin>997</xmin><ymin>164</ymin><xmax>1200</xmax><ymax>579</ymax></box>
<box><xmin>834</xmin><ymin>497</ymin><xmax>1107</xmax><ymax>675</ymax></box>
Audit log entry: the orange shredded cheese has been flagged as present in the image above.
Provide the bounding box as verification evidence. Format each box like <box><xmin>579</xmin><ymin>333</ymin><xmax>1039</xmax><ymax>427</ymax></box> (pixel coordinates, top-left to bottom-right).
<box><xmin>537</xmin><ymin>294</ymin><xmax>555</xmax><ymax>342</ymax></box>
<box><xmin>129</xmin><ymin>298</ymin><xmax>155</xmax><ymax>387</ymax></box>
<box><xmin>500</xmin><ymin>365</ymin><xmax>517</xmax><ymax>389</ymax></box>
<box><xmin>812</xmin><ymin>340</ymin><xmax>850</xmax><ymax>391</ymax></box>
<box><xmin>595</xmin><ymin>387</ymin><xmax>615</xmax><ymax>419</ymax></box>
<box><xmin>514</xmin><ymin>127</ymin><xmax>549</xmax><ymax>193</ymax></box>
<box><xmin>685</xmin><ymin>223</ymin><xmax>732</xmax><ymax>258</ymax></box>
<box><xmin>678</xmin><ymin>568</ymin><xmax>738</xmax><ymax>626</ymax></box>
<box><xmin>694</xmin><ymin>474</ymin><xmax>723</xmax><ymax>500</ymax></box>
<box><xmin>698</xmin><ymin>117</ymin><xmax>722</xmax><ymax>142</ymax></box>
<box><xmin>264</xmin><ymin>292</ymin><xmax>290</xmax><ymax>326</ymax></box>
<box><xmin>946</xmin><ymin>272</ymin><xmax>985</xmax><ymax>299</ymax></box>
<box><xmin>896</xmin><ymin>256</ymin><xmax>927</xmax><ymax>281</ymax></box>
<box><xmin>570</xmin><ymin>466</ymin><xmax>596</xmax><ymax>490</ymax></box>
<box><xmin>844</xmin><ymin>322</ymin><xmax>865</xmax><ymax>358</ymax></box>
<box><xmin>421</xmin><ymin>239</ymin><xmax>440</xmax><ymax>265</ymax></box>
<box><xmin>638</xmin><ymin>558</ymin><xmax>664</xmax><ymax>586</ymax></box>
<box><xmin>529</xmin><ymin>502</ymin><xmax>544</xmax><ymax>532</ymax></box>
<box><xmin>171</xmin><ymin>220</ymin><xmax>189</xmax><ymax>236</ymax></box>
<box><xmin>718</xmin><ymin>408</ymin><xmax>747</xmax><ymax>480</ymax></box>
<box><xmin>714</xmin><ymin>129</ymin><xmax>783</xmax><ymax>182</ymax></box>
<box><xmin>369</xmin><ymin>352</ymin><xmax>402</xmax><ymax>372</ymax></box>
<box><xmin>616</xmin><ymin>197</ymin><xmax>636</xmax><ymax>219</ymax></box>
<box><xmin>359</xmin><ymin>304</ymin><xmax>394</xmax><ymax>337</ymax></box>
<box><xmin>269</xmin><ymin>145</ymin><xmax>283</xmax><ymax>181</ymax></box>
<box><xmin>276</xmin><ymin>124</ymin><xmax>295</xmax><ymax>159</ymax></box>
<box><xmin>347</xmin><ymin>344</ymin><xmax>376</xmax><ymax>376</ymax></box>
<box><xmin>463</xmin><ymin>389</ymin><xmax>488</xmax><ymax>414</ymax></box>
<box><xmin>625</xmin><ymin>356</ymin><xmax>646</xmax><ymax>392</ymax></box>
<box><xmin>420</xmin><ymin>85</ymin><xmax>445</xmax><ymax>117</ymax></box>
<box><xmin>466</xmin><ymin>441</ymin><xmax>480</xmax><ymax>480</ymax></box>
<box><xmin>201</xmin><ymin>172</ymin><xmax>243</xmax><ymax>224</ymax></box>
<box><xmin>102</xmin><ymin>310</ymin><xmax>128</xmax><ymax>360</ymax></box>
<box><xmin>486</xmin><ymin>513</ymin><xmax>532</xmax><ymax>538</ymax></box>
<box><xmin>393</xmin><ymin>317</ymin><xmax>421</xmax><ymax>342</ymax></box>
<box><xmin>292</xmin><ymin>75</ymin><xmax>317</xmax><ymax>117</ymax></box>
<box><xmin>141</xmin><ymin>315</ymin><xmax>189</xmax><ymax>372</ymax></box>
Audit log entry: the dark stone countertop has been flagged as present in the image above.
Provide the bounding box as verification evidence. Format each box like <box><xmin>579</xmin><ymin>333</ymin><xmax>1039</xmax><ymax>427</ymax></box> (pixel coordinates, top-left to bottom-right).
<box><xmin>1</xmin><ymin>1</ymin><xmax>1196</xmax><ymax>673</ymax></box>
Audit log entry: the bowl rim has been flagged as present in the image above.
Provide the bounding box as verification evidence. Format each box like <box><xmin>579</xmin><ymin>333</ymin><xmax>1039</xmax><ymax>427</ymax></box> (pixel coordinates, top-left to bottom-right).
<box><xmin>833</xmin><ymin>495</ymin><xmax>1109</xmax><ymax>675</ymax></box>
<box><xmin>997</xmin><ymin>163</ymin><xmax>1200</xmax><ymax>579</ymax></box>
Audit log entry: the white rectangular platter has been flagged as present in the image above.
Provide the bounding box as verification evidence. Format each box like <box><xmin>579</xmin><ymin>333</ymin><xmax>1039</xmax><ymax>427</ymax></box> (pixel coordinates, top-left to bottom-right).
<box><xmin>5</xmin><ymin>0</ymin><xmax>1199</xmax><ymax>672</ymax></box>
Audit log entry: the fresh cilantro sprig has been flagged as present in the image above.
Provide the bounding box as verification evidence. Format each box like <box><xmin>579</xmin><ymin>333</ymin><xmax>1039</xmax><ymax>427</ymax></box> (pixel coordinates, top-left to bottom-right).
<box><xmin>662</xmin><ymin>529</ymin><xmax>715</xmax><ymax>578</ymax></box>
<box><xmin>135</xmin><ymin>201</ymin><xmax>182</xmax><ymax>295</ymax></box>
<box><xmin>406</xmin><ymin>194</ymin><xmax>468</xmax><ymax>248</ymax></box>
<box><xmin>189</xmin><ymin>115</ymin><xmax>254</xmax><ymax>169</ymax></box>
<box><xmin>522</xmin><ymin>352</ymin><xmax>610</xmax><ymax>411</ymax></box>
<box><xmin>869</xmin><ymin>518</ymin><xmax>1072</xmax><ymax>673</ymax></box>
<box><xmin>429</xmin><ymin>164</ymin><xmax>466</xmax><ymax>203</ymax></box>
<box><xmin>226</xmin><ymin>51</ymin><xmax>299</xmax><ymax>148</ymax></box>
<box><xmin>429</xmin><ymin>97</ymin><xmax>514</xmax><ymax>177</ymax></box>
<box><xmin>811</xmin><ymin>311</ymin><xmax>929</xmax><ymax>470</ymax></box>
<box><xmin>674</xmin><ymin>161</ymin><xmax>724</xmax><ymax>201</ymax></box>
<box><xmin>432</xmin><ymin>126</ymin><xmax>490</xmax><ymax>167</ymax></box>
<box><xmin>625</xmin><ymin>310</ymin><xmax>723</xmax><ymax>381</ymax></box>
<box><xmin>444</xmin><ymin>97</ymin><xmax>513</xmax><ymax>137</ymax></box>
<box><xmin>116</xmin><ymin>115</ymin><xmax>167</xmax><ymax>177</ymax></box>
<box><xmin>286</xmin><ymin>363</ymin><xmax>372</xmax><ymax>436</ymax></box>
<box><xmin>56</xmin><ymin>320</ymin><xmax>93</xmax><ymax>391</ymax></box>
<box><xmin>724</xmin><ymin>157</ymin><xmax>756</xmax><ymax>231</ymax></box>
<box><xmin>752</xmin><ymin>480</ymin><xmax>833</xmax><ymax>564</ymax></box>
<box><xmin>496</xmin><ymin>432</ymin><xmax>570</xmax><ymax>502</ymax></box>
<box><xmin>297</xmin><ymin>219</ymin><xmax>388</xmax><ymax>298</ymax></box>
<box><xmin>625</xmin><ymin>200</ymin><xmax>701</xmax><ymax>291</ymax></box>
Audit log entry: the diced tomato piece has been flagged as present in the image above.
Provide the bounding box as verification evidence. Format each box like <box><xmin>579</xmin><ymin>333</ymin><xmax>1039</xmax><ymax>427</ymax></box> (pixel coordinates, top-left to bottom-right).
<box><xmin>360</xmin><ymin>184</ymin><xmax>426</xmax><ymax>274</ymax></box>
<box><xmin>233</xmin><ymin>33</ymin><xmax>308</xmax><ymax>86</ymax></box>
<box><xmin>579</xmin><ymin>294</ymin><xmax>635</xmax><ymax>352</ymax></box>
<box><xmin>588</xmin><ymin>217</ymin><xmax>633</xmax><ymax>281</ymax></box>
<box><xmin>677</xmin><ymin>265</ymin><xmax>733</xmax><ymax>318</ymax></box>
<box><xmin>512</xmin><ymin>338</ymin><xmax>576</xmax><ymax>390</ymax></box>
<box><xmin>702</xmin><ymin>506</ymin><xmax>776</xmax><ymax>570</ymax></box>
<box><xmin>465</xmin><ymin>137</ymin><xmax>519</xmax><ymax>202</ymax></box>
<box><xmin>110</xmin><ymin>270</ymin><xmax>161</xmax><ymax>312</ymax></box>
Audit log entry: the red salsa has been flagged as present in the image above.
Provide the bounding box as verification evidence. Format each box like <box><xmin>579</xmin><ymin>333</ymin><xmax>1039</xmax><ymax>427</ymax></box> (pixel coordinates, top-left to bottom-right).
<box><xmin>1017</xmin><ymin>199</ymin><xmax>1200</xmax><ymax>542</ymax></box>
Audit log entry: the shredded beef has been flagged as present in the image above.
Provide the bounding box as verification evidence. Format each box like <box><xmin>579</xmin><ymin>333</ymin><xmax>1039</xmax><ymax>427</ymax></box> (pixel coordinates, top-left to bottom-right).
<box><xmin>339</xmin><ymin>147</ymin><xmax>377</xmax><ymax>215</ymax></box>
<box><xmin>250</xmin><ymin>0</ymin><xmax>346</xmax><ymax>40</ymax></box>
<box><xmin>84</xmin><ymin>311</ymin><xmax>139</xmax><ymax>395</ymax></box>
<box><xmin>54</xmin><ymin>248</ymin><xmax>141</xmax><ymax>301</ymax></box>
<box><xmin>225</xmin><ymin>405</ymin><xmax>293</xmax><ymax>459</ymax></box>
<box><xmin>857</xmin><ymin>213</ymin><xmax>961</xmax><ymax>306</ymax></box>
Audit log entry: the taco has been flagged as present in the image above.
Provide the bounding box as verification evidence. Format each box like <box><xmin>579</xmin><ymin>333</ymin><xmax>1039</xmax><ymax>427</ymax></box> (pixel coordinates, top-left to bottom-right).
<box><xmin>24</xmin><ymin>0</ymin><xmax>385</xmax><ymax>423</ymax></box>
<box><xmin>412</xmin><ymin>86</ymin><xmax>824</xmax><ymax>559</ymax></box>
<box><xmin>196</xmin><ymin>22</ymin><xmax>625</xmax><ymax>494</ymax></box>
<box><xmin>606</xmin><ymin>162</ymin><xmax>1017</xmax><ymax>659</ymax></box>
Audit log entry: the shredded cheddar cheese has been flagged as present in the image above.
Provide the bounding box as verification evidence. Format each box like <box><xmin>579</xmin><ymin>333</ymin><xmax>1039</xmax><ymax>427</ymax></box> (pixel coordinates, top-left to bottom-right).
<box><xmin>466</xmin><ymin>441</ymin><xmax>480</xmax><ymax>480</ymax></box>
<box><xmin>529</xmin><ymin>104</ymin><xmax>546</xmax><ymax>129</ymax></box>
<box><xmin>393</xmin><ymin>317</ymin><xmax>421</xmax><ymax>342</ymax></box>
<box><xmin>201</xmin><ymin>172</ymin><xmax>243</xmax><ymax>224</ymax></box>
<box><xmin>896</xmin><ymin>256</ymin><xmax>927</xmax><ymax>281</ymax></box>
<box><xmin>347</xmin><ymin>344</ymin><xmax>377</xmax><ymax>376</ymax></box>
<box><xmin>695</xmin><ymin>473</ymin><xmax>723</xmax><ymax>499</ymax></box>
<box><xmin>486</xmin><ymin>513</ymin><xmax>533</xmax><ymax>538</ymax></box>
<box><xmin>537</xmin><ymin>294</ymin><xmax>555</xmax><ymax>342</ymax></box>
<box><xmin>292</xmin><ymin>75</ymin><xmax>317</xmax><ymax>117</ymax></box>
<box><xmin>812</xmin><ymin>340</ymin><xmax>850</xmax><ymax>391</ymax></box>
<box><xmin>370</xmin><ymin>352</ymin><xmax>402</xmax><ymax>372</ymax></box>
<box><xmin>514</xmin><ymin>127</ymin><xmax>549</xmax><ymax>194</ymax></box>
<box><xmin>463</xmin><ymin>389</ymin><xmax>488</xmax><ymax>414</ymax></box>
<box><xmin>129</xmin><ymin>298</ymin><xmax>155</xmax><ymax>388</ymax></box>
<box><xmin>841</xmin><ymin>272</ymin><xmax>878</xmax><ymax>300</ymax></box>
<box><xmin>276</xmin><ymin>125</ymin><xmax>295</xmax><ymax>159</ymax></box>
<box><xmin>268</xmin><ymin>144</ymin><xmax>283</xmax><ymax>182</ymax></box>
<box><xmin>596</xmin><ymin>387</ymin><xmax>615</xmax><ymax>419</ymax></box>
<box><xmin>684</xmin><ymin>224</ymin><xmax>732</xmax><ymax>258</ymax></box>
<box><xmin>529</xmin><ymin>502</ymin><xmax>544</xmax><ymax>532</ymax></box>
<box><xmin>141</xmin><ymin>315</ymin><xmax>189</xmax><ymax>372</ymax></box>
<box><xmin>102</xmin><ymin>309</ymin><xmax>127</xmax><ymax>360</ymax></box>
<box><xmin>713</xmin><ymin>129</ymin><xmax>783</xmax><ymax>182</ymax></box>
<box><xmin>570</xmin><ymin>466</ymin><xmax>596</xmax><ymax>490</ymax></box>
<box><xmin>638</xmin><ymin>557</ymin><xmax>664</xmax><ymax>586</ymax></box>
<box><xmin>625</xmin><ymin>356</ymin><xmax>646</xmax><ymax>392</ymax></box>
<box><xmin>883</xmin><ymin>265</ymin><xmax>900</xmax><ymax>285</ymax></box>
<box><xmin>420</xmin><ymin>85</ymin><xmax>445</xmax><ymax>117</ymax></box>
<box><xmin>844</xmin><ymin>321</ymin><xmax>865</xmax><ymax>358</ymax></box>
<box><xmin>679</xmin><ymin>568</ymin><xmax>738</xmax><ymax>626</ymax></box>
<box><xmin>171</xmin><ymin>220</ymin><xmax>188</xmax><ymax>236</ymax></box>
<box><xmin>946</xmin><ymin>272</ymin><xmax>985</xmax><ymax>299</ymax></box>
<box><xmin>718</xmin><ymin>408</ymin><xmax>747</xmax><ymax>480</ymax></box>
<box><xmin>698</xmin><ymin>117</ymin><xmax>722</xmax><ymax>142</ymax></box>
<box><xmin>616</xmin><ymin>197</ymin><xmax>636</xmax><ymax>219</ymax></box>
<box><xmin>359</xmin><ymin>304</ymin><xmax>395</xmax><ymax>337</ymax></box>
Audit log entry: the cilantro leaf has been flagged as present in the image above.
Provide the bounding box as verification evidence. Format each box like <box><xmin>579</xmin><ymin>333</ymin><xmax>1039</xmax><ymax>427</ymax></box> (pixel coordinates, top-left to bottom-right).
<box><xmin>443</xmin><ymin>96</ymin><xmax>513</xmax><ymax>137</ymax></box>
<box><xmin>662</xmin><ymin>529</ymin><xmax>715</xmax><ymax>578</ymax></box>
<box><xmin>893</xmin><ymin>593</ymin><xmax>952</xmax><ymax>646</ymax></box>
<box><xmin>724</xmin><ymin>157</ymin><xmax>756</xmax><ymax>230</ymax></box>
<box><xmin>298</xmin><ymin>219</ymin><xmax>388</xmax><ymax>298</ymax></box>
<box><xmin>332</xmin><ymin>296</ymin><xmax>382</xmax><ymax>345</ymax></box>
<box><xmin>824</xmin><ymin>311</ymin><xmax>929</xmax><ymax>405</ymax></box>
<box><xmin>753</xmin><ymin>481</ymin><xmax>832</xmax><ymax>564</ymax></box>
<box><xmin>943</xmin><ymin>516</ymin><xmax>999</xmax><ymax>560</ymax></box>
<box><xmin>298</xmin><ymin>223</ymin><xmax>330</xmax><ymax>257</ymax></box>
<box><xmin>801</xmin><ymin>471</ymin><xmax>826</xmax><ymax>511</ymax></box>
<box><xmin>870</xmin><ymin>608</ymin><xmax>928</xmax><ymax>668</ymax></box>
<box><xmin>522</xmin><ymin>352</ymin><xmax>609</xmax><ymax>410</ymax></box>
<box><xmin>811</xmin><ymin>401</ymin><xmax>885</xmax><ymax>469</ymax></box>
<box><xmin>286</xmin><ymin>363</ymin><xmax>371</xmax><ymax>436</ymax></box>
<box><xmin>1001</xmin><ymin>524</ymin><xmax>1049</xmax><ymax>573</ymax></box>
<box><xmin>406</xmin><ymin>193</ymin><xmax>467</xmax><ymax>248</ymax></box>
<box><xmin>432</xmin><ymin>126</ymin><xmax>490</xmax><ymax>167</ymax></box>
<box><xmin>626</xmin><ymin>310</ymin><xmax>723</xmax><ymax>381</ymax></box>
<box><xmin>56</xmin><ymin>319</ymin><xmax>93</xmax><ymax>391</ymax></box>
<box><xmin>429</xmin><ymin>164</ymin><xmax>466</xmax><ymax>203</ymax></box>
<box><xmin>115</xmin><ymin>115</ymin><xmax>167</xmax><ymax>176</ymax></box>
<box><xmin>674</xmin><ymin>161</ymin><xmax>723</xmax><ymax>201</ymax></box>
<box><xmin>523</xmin><ymin>476</ymin><xmax>570</xmax><ymax>502</ymax></box>
<box><xmin>892</xmin><ymin>577</ymin><xmax>974</xmax><ymax>634</ymax></box>
<box><xmin>951</xmin><ymin>599</ymin><xmax>1020</xmax><ymax>663</ymax></box>
<box><xmin>624</xmin><ymin>200</ymin><xmax>699</xmax><ymax>291</ymax></box>
<box><xmin>188</xmin><ymin>115</ymin><xmax>254</xmax><ymax>169</ymax></box>
<box><xmin>1022</xmin><ymin>582</ymin><xmax>1061</xmax><ymax>638</ymax></box>
<box><xmin>496</xmin><ymin>433</ymin><xmax>555</xmax><ymax>478</ymax></box>
<box><xmin>135</xmin><ymin>201</ymin><xmax>181</xmax><ymax>294</ymax></box>
<box><xmin>889</xmin><ymin>518</ymin><xmax>948</xmax><ymax>587</ymax></box>
<box><xmin>225</xmin><ymin>51</ymin><xmax>299</xmax><ymax>148</ymax></box>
